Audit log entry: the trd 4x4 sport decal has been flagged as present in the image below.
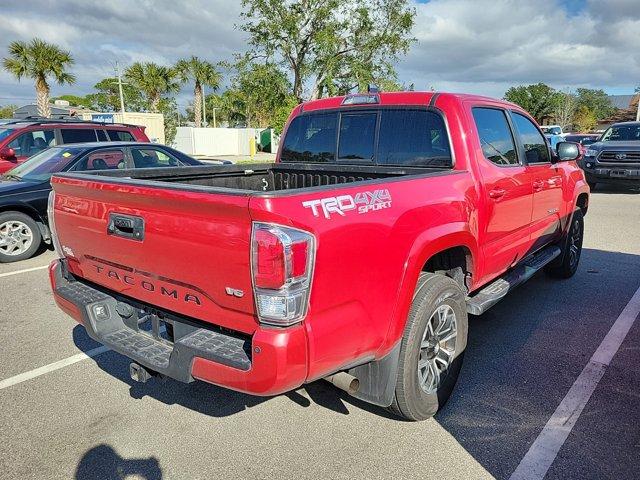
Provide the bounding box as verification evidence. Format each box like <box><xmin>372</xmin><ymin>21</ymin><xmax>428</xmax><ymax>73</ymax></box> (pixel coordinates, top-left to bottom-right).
<box><xmin>302</xmin><ymin>189</ymin><xmax>392</xmax><ymax>219</ymax></box>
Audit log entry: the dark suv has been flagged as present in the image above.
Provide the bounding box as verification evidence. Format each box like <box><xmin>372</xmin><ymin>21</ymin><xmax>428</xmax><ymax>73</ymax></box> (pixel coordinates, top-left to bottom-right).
<box><xmin>580</xmin><ymin>121</ymin><xmax>640</xmax><ymax>189</ymax></box>
<box><xmin>0</xmin><ymin>119</ymin><xmax>149</xmax><ymax>173</ymax></box>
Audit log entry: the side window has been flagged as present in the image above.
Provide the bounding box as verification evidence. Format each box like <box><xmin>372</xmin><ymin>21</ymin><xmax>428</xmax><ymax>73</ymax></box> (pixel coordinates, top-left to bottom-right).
<box><xmin>338</xmin><ymin>113</ymin><xmax>377</xmax><ymax>162</ymax></box>
<box><xmin>7</xmin><ymin>130</ymin><xmax>56</xmax><ymax>156</ymax></box>
<box><xmin>131</xmin><ymin>148</ymin><xmax>182</xmax><ymax>168</ymax></box>
<box><xmin>472</xmin><ymin>108</ymin><xmax>519</xmax><ymax>166</ymax></box>
<box><xmin>96</xmin><ymin>130</ymin><xmax>108</xmax><ymax>141</ymax></box>
<box><xmin>61</xmin><ymin>128</ymin><xmax>98</xmax><ymax>144</ymax></box>
<box><xmin>107</xmin><ymin>130</ymin><xmax>135</xmax><ymax>142</ymax></box>
<box><xmin>72</xmin><ymin>150</ymin><xmax>126</xmax><ymax>171</ymax></box>
<box><xmin>281</xmin><ymin>113</ymin><xmax>337</xmax><ymax>163</ymax></box>
<box><xmin>512</xmin><ymin>113</ymin><xmax>550</xmax><ymax>164</ymax></box>
<box><xmin>377</xmin><ymin>110</ymin><xmax>452</xmax><ymax>166</ymax></box>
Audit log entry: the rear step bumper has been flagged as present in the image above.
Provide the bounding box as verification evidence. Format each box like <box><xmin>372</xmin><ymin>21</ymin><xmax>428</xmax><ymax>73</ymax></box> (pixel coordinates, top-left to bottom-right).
<box><xmin>466</xmin><ymin>245</ymin><xmax>562</xmax><ymax>315</ymax></box>
<box><xmin>50</xmin><ymin>259</ymin><xmax>308</xmax><ymax>396</ymax></box>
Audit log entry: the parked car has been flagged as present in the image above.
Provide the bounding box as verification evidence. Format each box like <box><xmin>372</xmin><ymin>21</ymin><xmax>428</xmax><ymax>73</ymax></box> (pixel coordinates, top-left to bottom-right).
<box><xmin>49</xmin><ymin>92</ymin><xmax>588</xmax><ymax>421</ymax></box>
<box><xmin>580</xmin><ymin>121</ymin><xmax>640</xmax><ymax>189</ymax></box>
<box><xmin>0</xmin><ymin>142</ymin><xmax>206</xmax><ymax>263</ymax></box>
<box><xmin>541</xmin><ymin>125</ymin><xmax>565</xmax><ymax>150</ymax></box>
<box><xmin>0</xmin><ymin>119</ymin><xmax>150</xmax><ymax>174</ymax></box>
<box><xmin>564</xmin><ymin>133</ymin><xmax>600</xmax><ymax>156</ymax></box>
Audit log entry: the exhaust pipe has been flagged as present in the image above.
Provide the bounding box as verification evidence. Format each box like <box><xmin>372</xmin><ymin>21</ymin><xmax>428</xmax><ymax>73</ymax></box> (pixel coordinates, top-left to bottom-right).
<box><xmin>324</xmin><ymin>372</ymin><xmax>360</xmax><ymax>395</ymax></box>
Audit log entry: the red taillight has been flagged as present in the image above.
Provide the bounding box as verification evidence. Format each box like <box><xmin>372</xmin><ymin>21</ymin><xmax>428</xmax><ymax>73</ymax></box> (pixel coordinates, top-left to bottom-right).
<box><xmin>251</xmin><ymin>223</ymin><xmax>315</xmax><ymax>326</ymax></box>
<box><xmin>254</xmin><ymin>228</ymin><xmax>286</xmax><ymax>289</ymax></box>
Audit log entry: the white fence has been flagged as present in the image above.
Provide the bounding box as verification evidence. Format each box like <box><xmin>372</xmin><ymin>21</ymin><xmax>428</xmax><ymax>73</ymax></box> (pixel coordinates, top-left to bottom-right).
<box><xmin>173</xmin><ymin>127</ymin><xmax>262</xmax><ymax>156</ymax></box>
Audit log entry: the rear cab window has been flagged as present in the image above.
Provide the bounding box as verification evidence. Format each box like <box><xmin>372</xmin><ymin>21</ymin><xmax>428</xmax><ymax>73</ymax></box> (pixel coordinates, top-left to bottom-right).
<box><xmin>280</xmin><ymin>108</ymin><xmax>452</xmax><ymax>167</ymax></box>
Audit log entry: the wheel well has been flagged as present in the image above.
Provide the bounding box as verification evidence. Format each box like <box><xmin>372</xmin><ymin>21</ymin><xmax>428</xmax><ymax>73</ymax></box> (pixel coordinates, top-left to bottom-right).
<box><xmin>0</xmin><ymin>205</ymin><xmax>50</xmax><ymax>242</ymax></box>
<box><xmin>422</xmin><ymin>246</ymin><xmax>472</xmax><ymax>292</ymax></box>
<box><xmin>577</xmin><ymin>193</ymin><xmax>588</xmax><ymax>216</ymax></box>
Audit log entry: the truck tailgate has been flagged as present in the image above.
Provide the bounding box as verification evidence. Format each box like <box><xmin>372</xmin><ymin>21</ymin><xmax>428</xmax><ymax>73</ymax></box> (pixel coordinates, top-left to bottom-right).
<box><xmin>50</xmin><ymin>175</ymin><xmax>258</xmax><ymax>334</ymax></box>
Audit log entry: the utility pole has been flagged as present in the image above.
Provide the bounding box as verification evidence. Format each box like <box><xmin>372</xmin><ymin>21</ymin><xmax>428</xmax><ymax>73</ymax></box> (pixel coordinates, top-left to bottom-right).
<box><xmin>115</xmin><ymin>61</ymin><xmax>126</xmax><ymax>115</ymax></box>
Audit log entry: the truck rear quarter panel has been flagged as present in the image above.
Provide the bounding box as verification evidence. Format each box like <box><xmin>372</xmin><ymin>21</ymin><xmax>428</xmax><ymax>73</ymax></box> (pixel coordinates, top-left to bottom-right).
<box><xmin>249</xmin><ymin>171</ymin><xmax>478</xmax><ymax>381</ymax></box>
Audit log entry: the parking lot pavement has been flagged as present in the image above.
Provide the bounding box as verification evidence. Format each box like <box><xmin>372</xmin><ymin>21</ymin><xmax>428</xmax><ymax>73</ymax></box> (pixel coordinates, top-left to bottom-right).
<box><xmin>0</xmin><ymin>188</ymin><xmax>639</xmax><ymax>479</ymax></box>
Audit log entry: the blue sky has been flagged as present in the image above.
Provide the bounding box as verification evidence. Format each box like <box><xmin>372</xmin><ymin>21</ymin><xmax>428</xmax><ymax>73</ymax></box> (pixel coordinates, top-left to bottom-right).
<box><xmin>0</xmin><ymin>0</ymin><xmax>637</xmax><ymax>109</ymax></box>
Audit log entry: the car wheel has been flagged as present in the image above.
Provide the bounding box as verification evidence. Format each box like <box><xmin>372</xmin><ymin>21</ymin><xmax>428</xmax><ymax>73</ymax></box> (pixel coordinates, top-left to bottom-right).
<box><xmin>388</xmin><ymin>272</ymin><xmax>468</xmax><ymax>421</ymax></box>
<box><xmin>0</xmin><ymin>212</ymin><xmax>42</xmax><ymax>263</ymax></box>
<box><xmin>544</xmin><ymin>209</ymin><xmax>584</xmax><ymax>279</ymax></box>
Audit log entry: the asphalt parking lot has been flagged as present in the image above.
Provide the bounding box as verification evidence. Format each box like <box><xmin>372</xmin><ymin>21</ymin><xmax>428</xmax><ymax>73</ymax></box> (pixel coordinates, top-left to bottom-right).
<box><xmin>0</xmin><ymin>187</ymin><xmax>639</xmax><ymax>480</ymax></box>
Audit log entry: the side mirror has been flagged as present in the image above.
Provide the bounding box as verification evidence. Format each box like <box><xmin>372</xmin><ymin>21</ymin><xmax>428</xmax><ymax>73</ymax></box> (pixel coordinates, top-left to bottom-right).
<box><xmin>556</xmin><ymin>141</ymin><xmax>580</xmax><ymax>162</ymax></box>
<box><xmin>0</xmin><ymin>148</ymin><xmax>16</xmax><ymax>162</ymax></box>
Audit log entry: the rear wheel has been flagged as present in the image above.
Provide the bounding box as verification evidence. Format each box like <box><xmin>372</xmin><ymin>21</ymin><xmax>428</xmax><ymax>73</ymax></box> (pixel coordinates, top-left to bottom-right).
<box><xmin>0</xmin><ymin>212</ymin><xmax>42</xmax><ymax>263</ymax></box>
<box><xmin>388</xmin><ymin>273</ymin><xmax>468</xmax><ymax>421</ymax></box>
<box><xmin>545</xmin><ymin>209</ymin><xmax>584</xmax><ymax>279</ymax></box>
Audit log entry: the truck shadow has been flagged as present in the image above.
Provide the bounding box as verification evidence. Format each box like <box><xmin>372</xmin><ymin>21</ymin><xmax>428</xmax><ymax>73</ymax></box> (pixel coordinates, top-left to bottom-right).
<box><xmin>73</xmin><ymin>247</ymin><xmax>640</xmax><ymax>457</ymax></box>
<box><xmin>75</xmin><ymin>444</ymin><xmax>162</xmax><ymax>480</ymax></box>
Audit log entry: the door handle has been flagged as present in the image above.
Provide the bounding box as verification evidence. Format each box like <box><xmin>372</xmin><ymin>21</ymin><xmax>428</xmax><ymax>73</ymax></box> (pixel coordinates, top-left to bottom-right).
<box><xmin>489</xmin><ymin>188</ymin><xmax>506</xmax><ymax>199</ymax></box>
<box><xmin>533</xmin><ymin>180</ymin><xmax>544</xmax><ymax>191</ymax></box>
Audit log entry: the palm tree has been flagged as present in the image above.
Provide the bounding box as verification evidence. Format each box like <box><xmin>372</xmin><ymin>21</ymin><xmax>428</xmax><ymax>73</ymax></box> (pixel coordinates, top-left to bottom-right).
<box><xmin>3</xmin><ymin>38</ymin><xmax>75</xmax><ymax>118</ymax></box>
<box><xmin>176</xmin><ymin>56</ymin><xmax>221</xmax><ymax>127</ymax></box>
<box><xmin>124</xmin><ymin>62</ymin><xmax>179</xmax><ymax>112</ymax></box>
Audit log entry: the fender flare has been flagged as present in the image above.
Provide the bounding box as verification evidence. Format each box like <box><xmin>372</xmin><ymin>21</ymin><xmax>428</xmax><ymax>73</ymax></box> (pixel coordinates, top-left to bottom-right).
<box><xmin>379</xmin><ymin>222</ymin><xmax>479</xmax><ymax>355</ymax></box>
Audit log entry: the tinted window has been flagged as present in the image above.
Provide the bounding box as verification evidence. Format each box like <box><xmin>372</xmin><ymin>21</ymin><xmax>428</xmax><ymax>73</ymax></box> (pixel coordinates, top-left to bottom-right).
<box><xmin>472</xmin><ymin>108</ymin><xmax>518</xmax><ymax>166</ymax></box>
<box><xmin>338</xmin><ymin>113</ymin><xmax>376</xmax><ymax>161</ymax></box>
<box><xmin>61</xmin><ymin>128</ymin><xmax>97</xmax><ymax>143</ymax></box>
<box><xmin>8</xmin><ymin>130</ymin><xmax>56</xmax><ymax>157</ymax></box>
<box><xmin>512</xmin><ymin>113</ymin><xmax>550</xmax><ymax>163</ymax></box>
<box><xmin>96</xmin><ymin>130</ymin><xmax>108</xmax><ymax>141</ymax></box>
<box><xmin>107</xmin><ymin>130</ymin><xmax>135</xmax><ymax>142</ymax></box>
<box><xmin>131</xmin><ymin>148</ymin><xmax>183</xmax><ymax>168</ymax></box>
<box><xmin>601</xmin><ymin>124</ymin><xmax>640</xmax><ymax>142</ymax></box>
<box><xmin>378</xmin><ymin>110</ymin><xmax>452</xmax><ymax>166</ymax></box>
<box><xmin>281</xmin><ymin>113</ymin><xmax>337</xmax><ymax>163</ymax></box>
<box><xmin>73</xmin><ymin>150</ymin><xmax>126</xmax><ymax>171</ymax></box>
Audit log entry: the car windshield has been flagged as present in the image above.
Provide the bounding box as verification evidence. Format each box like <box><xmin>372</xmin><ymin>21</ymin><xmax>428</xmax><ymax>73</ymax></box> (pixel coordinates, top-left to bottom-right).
<box><xmin>0</xmin><ymin>128</ymin><xmax>15</xmax><ymax>142</ymax></box>
<box><xmin>2</xmin><ymin>146</ymin><xmax>85</xmax><ymax>181</ymax></box>
<box><xmin>601</xmin><ymin>125</ymin><xmax>640</xmax><ymax>142</ymax></box>
<box><xmin>542</xmin><ymin>127</ymin><xmax>562</xmax><ymax>135</ymax></box>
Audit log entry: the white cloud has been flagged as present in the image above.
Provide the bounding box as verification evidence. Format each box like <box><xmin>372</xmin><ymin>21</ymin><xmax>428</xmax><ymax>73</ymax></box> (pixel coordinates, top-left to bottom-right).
<box><xmin>0</xmin><ymin>0</ymin><xmax>637</xmax><ymax>106</ymax></box>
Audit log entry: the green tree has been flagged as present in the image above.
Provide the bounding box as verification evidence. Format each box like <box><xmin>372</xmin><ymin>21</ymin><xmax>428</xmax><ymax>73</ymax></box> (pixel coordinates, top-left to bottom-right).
<box><xmin>573</xmin><ymin>105</ymin><xmax>597</xmax><ymax>132</ymax></box>
<box><xmin>575</xmin><ymin>88</ymin><xmax>614</xmax><ymax>120</ymax></box>
<box><xmin>240</xmin><ymin>0</ymin><xmax>415</xmax><ymax>101</ymax></box>
<box><xmin>3</xmin><ymin>38</ymin><xmax>75</xmax><ymax>117</ymax></box>
<box><xmin>86</xmin><ymin>77</ymin><xmax>146</xmax><ymax>112</ymax></box>
<box><xmin>157</xmin><ymin>97</ymin><xmax>179</xmax><ymax>145</ymax></box>
<box><xmin>504</xmin><ymin>83</ymin><xmax>561</xmax><ymax>123</ymax></box>
<box><xmin>51</xmin><ymin>94</ymin><xmax>92</xmax><ymax>108</ymax></box>
<box><xmin>0</xmin><ymin>104</ymin><xmax>17</xmax><ymax>118</ymax></box>
<box><xmin>176</xmin><ymin>56</ymin><xmax>221</xmax><ymax>127</ymax></box>
<box><xmin>124</xmin><ymin>62</ymin><xmax>179</xmax><ymax>112</ymax></box>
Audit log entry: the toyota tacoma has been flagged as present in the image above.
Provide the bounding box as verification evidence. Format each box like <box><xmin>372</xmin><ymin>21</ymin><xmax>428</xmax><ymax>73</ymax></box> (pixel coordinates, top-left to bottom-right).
<box><xmin>48</xmin><ymin>92</ymin><xmax>589</xmax><ymax>420</ymax></box>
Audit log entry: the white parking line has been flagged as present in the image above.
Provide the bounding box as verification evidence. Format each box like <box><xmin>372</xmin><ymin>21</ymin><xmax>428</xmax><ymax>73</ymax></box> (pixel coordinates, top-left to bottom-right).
<box><xmin>0</xmin><ymin>265</ymin><xmax>49</xmax><ymax>278</ymax></box>
<box><xmin>510</xmin><ymin>285</ymin><xmax>640</xmax><ymax>480</ymax></box>
<box><xmin>0</xmin><ymin>345</ymin><xmax>110</xmax><ymax>390</ymax></box>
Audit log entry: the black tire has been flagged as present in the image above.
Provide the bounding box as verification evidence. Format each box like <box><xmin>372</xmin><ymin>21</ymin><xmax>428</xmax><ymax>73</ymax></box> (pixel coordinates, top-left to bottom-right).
<box><xmin>388</xmin><ymin>272</ymin><xmax>468</xmax><ymax>421</ymax></box>
<box><xmin>0</xmin><ymin>211</ymin><xmax>42</xmax><ymax>263</ymax></box>
<box><xmin>544</xmin><ymin>209</ymin><xmax>584</xmax><ymax>279</ymax></box>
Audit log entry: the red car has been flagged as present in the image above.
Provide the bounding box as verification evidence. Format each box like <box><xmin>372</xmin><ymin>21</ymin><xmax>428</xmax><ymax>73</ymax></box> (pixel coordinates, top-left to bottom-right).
<box><xmin>49</xmin><ymin>92</ymin><xmax>588</xmax><ymax>420</ymax></box>
<box><xmin>0</xmin><ymin>119</ymin><xmax>149</xmax><ymax>173</ymax></box>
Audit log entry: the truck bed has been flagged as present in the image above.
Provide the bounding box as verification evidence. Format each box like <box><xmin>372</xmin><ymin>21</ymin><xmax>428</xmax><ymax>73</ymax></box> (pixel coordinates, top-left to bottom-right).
<box><xmin>62</xmin><ymin>162</ymin><xmax>452</xmax><ymax>195</ymax></box>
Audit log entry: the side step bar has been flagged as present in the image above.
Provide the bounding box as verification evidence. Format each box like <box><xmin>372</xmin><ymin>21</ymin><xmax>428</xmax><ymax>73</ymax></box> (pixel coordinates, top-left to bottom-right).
<box><xmin>466</xmin><ymin>245</ymin><xmax>561</xmax><ymax>315</ymax></box>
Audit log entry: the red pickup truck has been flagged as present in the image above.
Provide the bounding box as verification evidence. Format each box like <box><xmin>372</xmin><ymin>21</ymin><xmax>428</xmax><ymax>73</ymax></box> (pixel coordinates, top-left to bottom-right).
<box><xmin>48</xmin><ymin>92</ymin><xmax>589</xmax><ymax>420</ymax></box>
